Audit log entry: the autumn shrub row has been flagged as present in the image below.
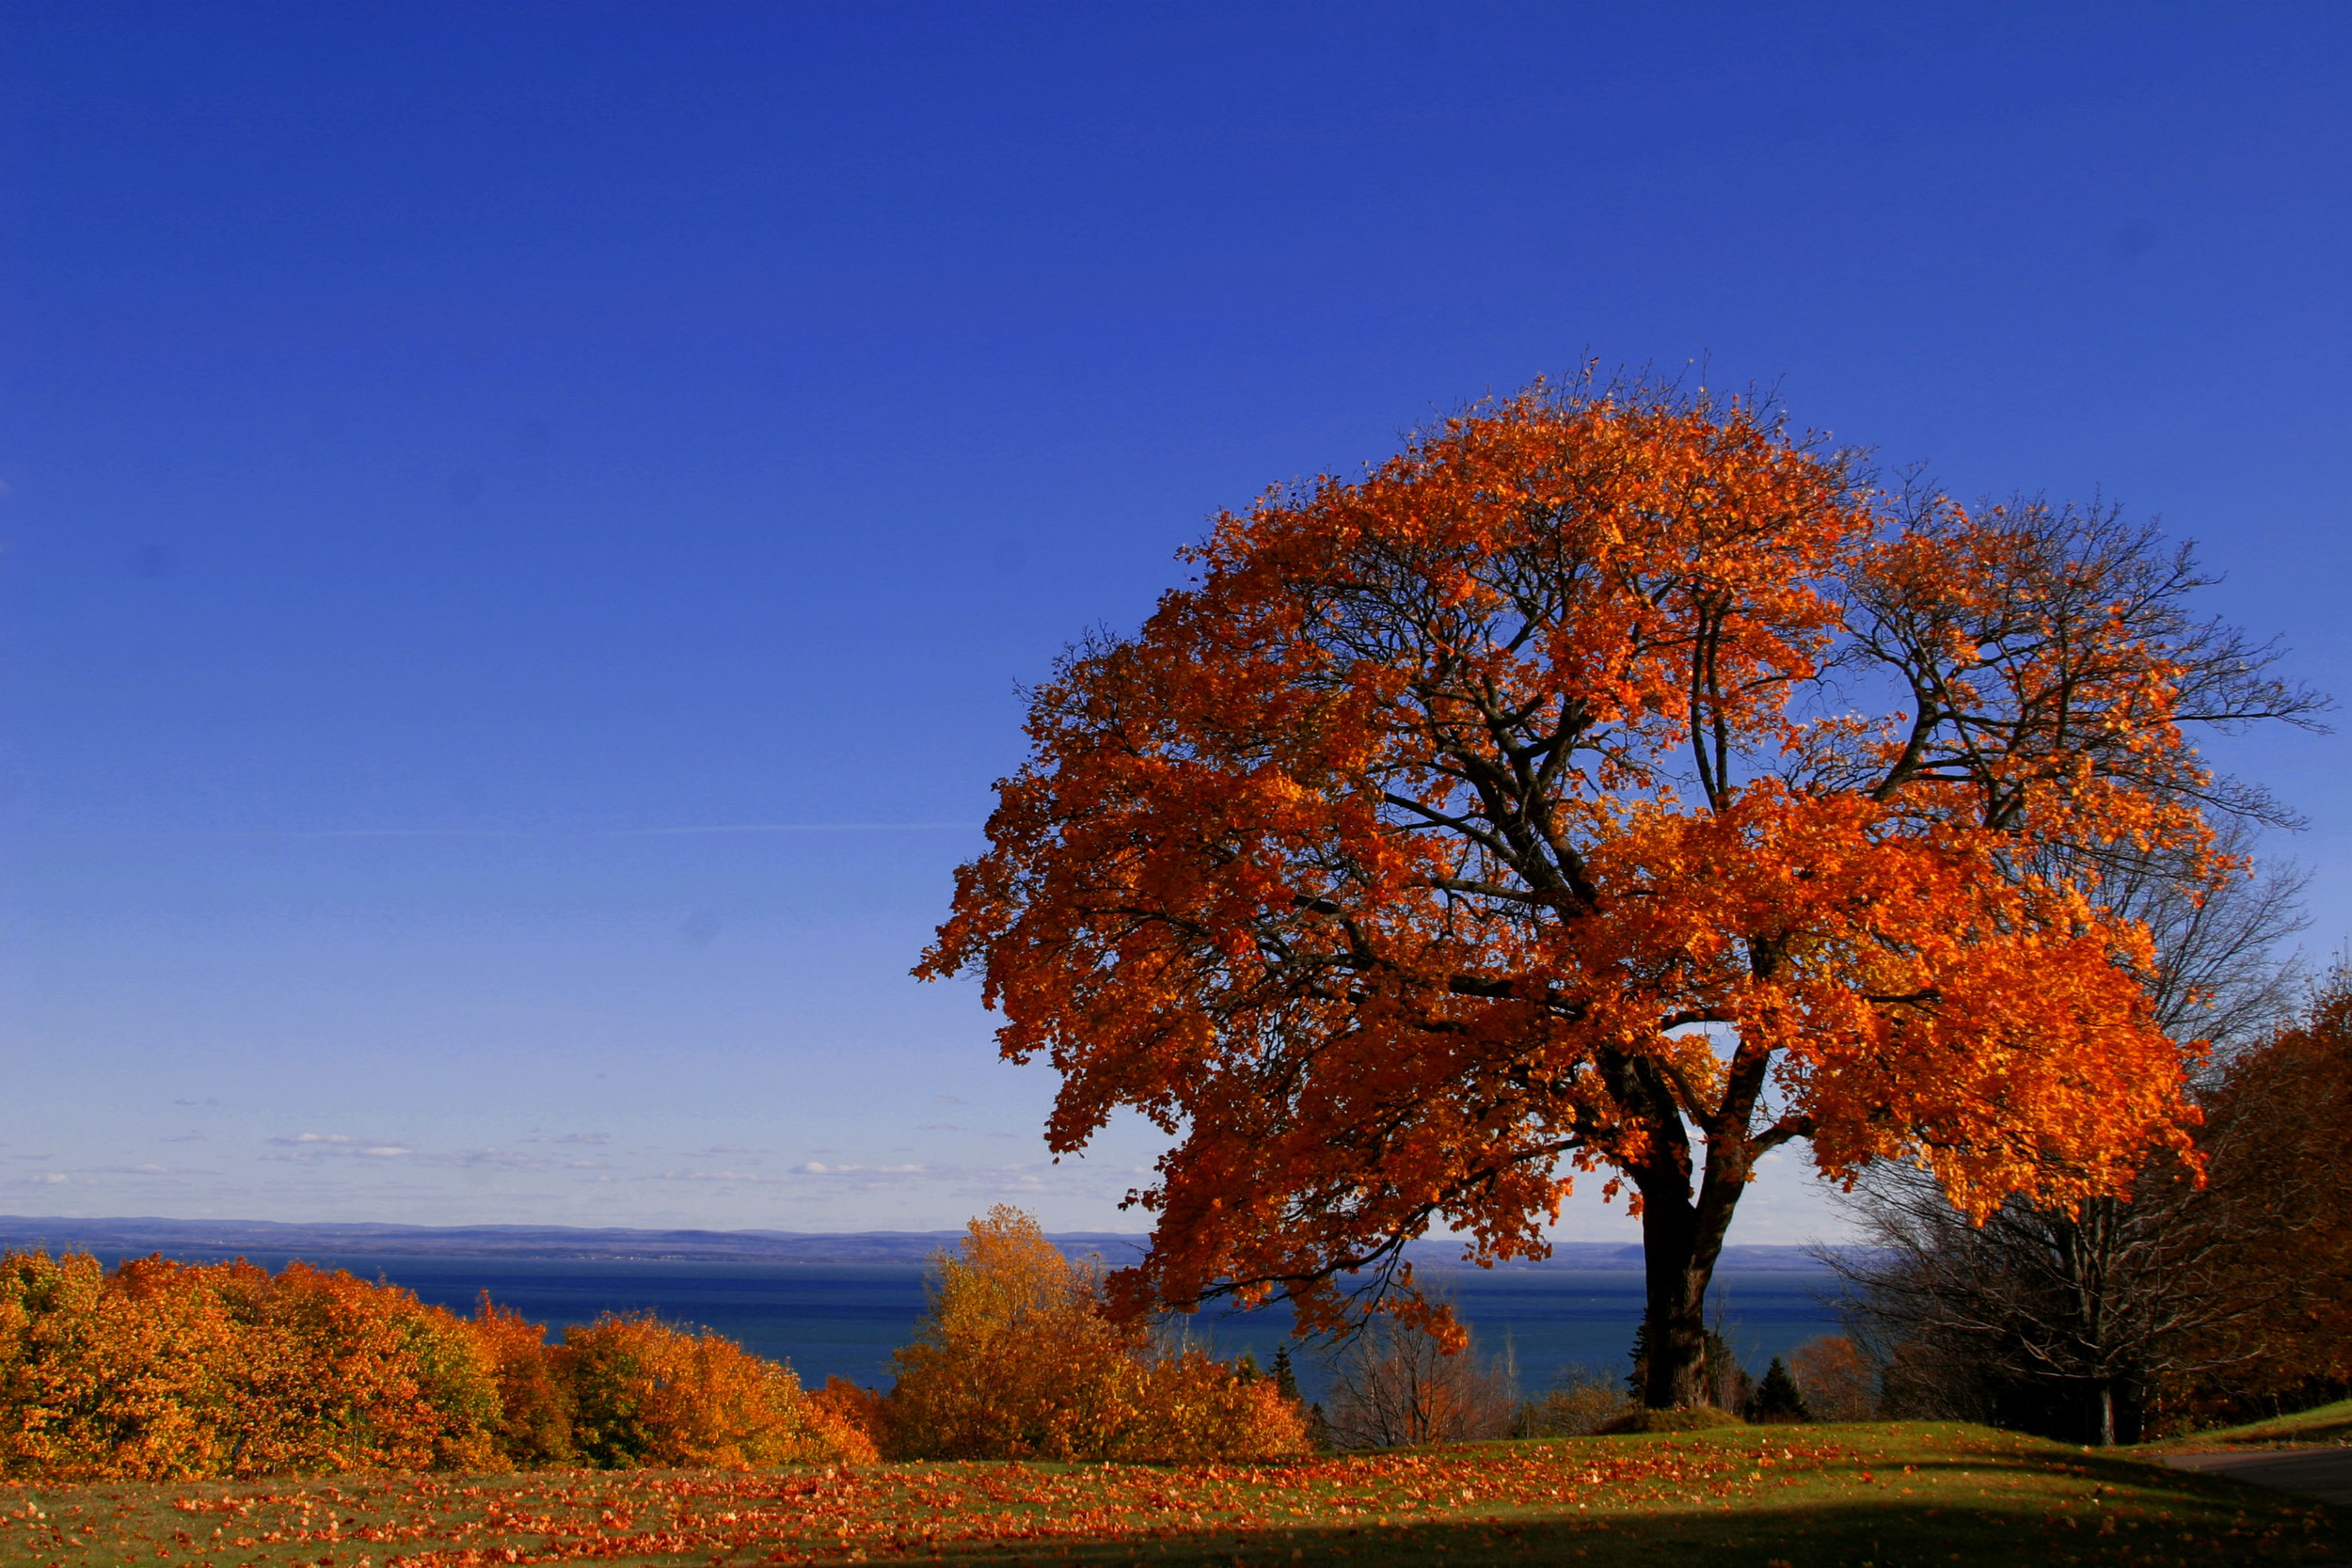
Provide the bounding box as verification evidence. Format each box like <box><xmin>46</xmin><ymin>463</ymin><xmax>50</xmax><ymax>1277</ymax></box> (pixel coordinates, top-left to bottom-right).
<box><xmin>0</xmin><ymin>1208</ymin><xmax>1311</xmax><ymax>1481</ymax></box>
<box><xmin>0</xmin><ymin>1251</ymin><xmax>867</xmax><ymax>1481</ymax></box>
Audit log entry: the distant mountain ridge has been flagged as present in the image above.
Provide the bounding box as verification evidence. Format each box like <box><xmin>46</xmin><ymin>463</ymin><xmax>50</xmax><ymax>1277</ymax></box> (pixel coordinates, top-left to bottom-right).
<box><xmin>0</xmin><ymin>1214</ymin><xmax>1834</xmax><ymax>1272</ymax></box>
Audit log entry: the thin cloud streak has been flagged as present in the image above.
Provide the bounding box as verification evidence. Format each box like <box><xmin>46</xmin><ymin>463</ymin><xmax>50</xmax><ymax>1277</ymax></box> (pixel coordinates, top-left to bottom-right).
<box><xmin>184</xmin><ymin>823</ymin><xmax>979</xmax><ymax>839</ymax></box>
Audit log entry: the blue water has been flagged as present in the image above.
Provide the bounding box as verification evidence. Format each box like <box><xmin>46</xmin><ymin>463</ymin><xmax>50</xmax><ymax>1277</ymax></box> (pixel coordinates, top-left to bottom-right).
<box><xmin>106</xmin><ymin>1248</ymin><xmax>1842</xmax><ymax>1402</ymax></box>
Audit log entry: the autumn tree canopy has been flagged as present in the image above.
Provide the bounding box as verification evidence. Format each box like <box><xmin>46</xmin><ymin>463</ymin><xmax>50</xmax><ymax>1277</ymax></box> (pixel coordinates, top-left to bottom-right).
<box><xmin>918</xmin><ymin>378</ymin><xmax>2318</xmax><ymax>1407</ymax></box>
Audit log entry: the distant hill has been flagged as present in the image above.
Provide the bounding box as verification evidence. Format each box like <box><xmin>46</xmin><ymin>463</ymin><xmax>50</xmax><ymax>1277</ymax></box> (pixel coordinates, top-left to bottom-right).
<box><xmin>0</xmin><ymin>1214</ymin><xmax>1835</xmax><ymax>1272</ymax></box>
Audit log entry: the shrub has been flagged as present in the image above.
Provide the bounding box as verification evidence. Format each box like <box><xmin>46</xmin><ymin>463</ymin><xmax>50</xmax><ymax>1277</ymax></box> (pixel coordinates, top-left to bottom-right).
<box><xmin>216</xmin><ymin>1259</ymin><xmax>505</xmax><ymax>1476</ymax></box>
<box><xmin>0</xmin><ymin>1251</ymin><xmax>506</xmax><ymax>1480</ymax></box>
<box><xmin>807</xmin><ymin>1375</ymin><xmax>886</xmax><ymax>1465</ymax></box>
<box><xmin>1597</xmin><ymin>1405</ymin><xmax>1744</xmax><ymax>1433</ymax></box>
<box><xmin>466</xmin><ymin>1293</ymin><xmax>575</xmax><ymax>1465</ymax></box>
<box><xmin>1514</xmin><ymin>1364</ymin><xmax>1634</xmax><ymax>1437</ymax></box>
<box><xmin>0</xmin><ymin>1251</ymin><xmax>866</xmax><ymax>1480</ymax></box>
<box><xmin>882</xmin><ymin>1207</ymin><xmax>1309</xmax><ymax>1463</ymax></box>
<box><xmin>556</xmin><ymin>1312</ymin><xmax>857</xmax><ymax>1470</ymax></box>
<box><xmin>1106</xmin><ymin>1346</ymin><xmax>1312</xmax><ymax>1463</ymax></box>
<box><xmin>0</xmin><ymin>1250</ymin><xmax>240</xmax><ymax>1480</ymax></box>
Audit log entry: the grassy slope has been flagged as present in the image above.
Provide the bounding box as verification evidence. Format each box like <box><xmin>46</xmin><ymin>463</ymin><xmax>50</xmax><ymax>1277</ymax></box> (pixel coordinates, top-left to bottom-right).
<box><xmin>2142</xmin><ymin>1398</ymin><xmax>2352</xmax><ymax>1452</ymax></box>
<box><xmin>0</xmin><ymin>1422</ymin><xmax>2342</xmax><ymax>1567</ymax></box>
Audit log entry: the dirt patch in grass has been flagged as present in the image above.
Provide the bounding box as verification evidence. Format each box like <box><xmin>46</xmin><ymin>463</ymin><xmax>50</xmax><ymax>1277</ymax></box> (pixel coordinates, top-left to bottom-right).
<box><xmin>0</xmin><ymin>1421</ymin><xmax>2341</xmax><ymax>1567</ymax></box>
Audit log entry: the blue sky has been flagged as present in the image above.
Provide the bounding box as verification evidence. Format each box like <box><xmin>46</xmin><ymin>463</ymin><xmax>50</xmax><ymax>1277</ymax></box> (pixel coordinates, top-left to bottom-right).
<box><xmin>2</xmin><ymin>3</ymin><xmax>2345</xmax><ymax>1242</ymax></box>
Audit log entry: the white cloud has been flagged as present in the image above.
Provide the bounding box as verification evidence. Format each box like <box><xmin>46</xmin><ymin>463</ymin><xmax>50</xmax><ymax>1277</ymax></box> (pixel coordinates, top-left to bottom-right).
<box><xmin>458</xmin><ymin>1148</ymin><xmax>610</xmax><ymax>1171</ymax></box>
<box><xmin>660</xmin><ymin>1168</ymin><xmax>792</xmax><ymax>1184</ymax></box>
<box><xmin>263</xmin><ymin>1133</ymin><xmax>415</xmax><ymax>1161</ymax></box>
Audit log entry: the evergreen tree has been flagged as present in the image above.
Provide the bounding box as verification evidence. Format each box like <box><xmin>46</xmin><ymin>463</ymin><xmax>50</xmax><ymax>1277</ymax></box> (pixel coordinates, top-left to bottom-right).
<box><xmin>1748</xmin><ymin>1356</ymin><xmax>1811</xmax><ymax>1423</ymax></box>
<box><xmin>1270</xmin><ymin>1344</ymin><xmax>1301</xmax><ymax>1403</ymax></box>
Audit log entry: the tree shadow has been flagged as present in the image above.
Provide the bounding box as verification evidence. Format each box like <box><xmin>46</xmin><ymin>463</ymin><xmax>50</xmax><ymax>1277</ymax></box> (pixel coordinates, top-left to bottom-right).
<box><xmin>903</xmin><ymin>1479</ymin><xmax>2348</xmax><ymax>1568</ymax></box>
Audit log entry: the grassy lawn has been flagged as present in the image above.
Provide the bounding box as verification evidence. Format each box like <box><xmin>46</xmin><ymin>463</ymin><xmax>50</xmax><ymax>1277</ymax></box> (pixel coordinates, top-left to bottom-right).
<box><xmin>2139</xmin><ymin>1399</ymin><xmax>2352</xmax><ymax>1453</ymax></box>
<box><xmin>2</xmin><ymin>1422</ymin><xmax>2343</xmax><ymax>1568</ymax></box>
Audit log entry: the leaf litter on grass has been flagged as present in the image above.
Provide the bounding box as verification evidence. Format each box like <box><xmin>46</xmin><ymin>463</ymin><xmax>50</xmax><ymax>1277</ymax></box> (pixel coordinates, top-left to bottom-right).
<box><xmin>0</xmin><ymin>1422</ymin><xmax>2343</xmax><ymax>1567</ymax></box>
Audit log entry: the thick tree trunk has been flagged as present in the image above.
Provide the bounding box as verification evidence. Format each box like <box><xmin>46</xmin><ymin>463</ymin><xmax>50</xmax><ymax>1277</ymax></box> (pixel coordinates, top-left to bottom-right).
<box><xmin>1640</xmin><ymin>1198</ymin><xmax>1713</xmax><ymax>1408</ymax></box>
<box><xmin>1637</xmin><ymin>1138</ymin><xmax>1752</xmax><ymax>1410</ymax></box>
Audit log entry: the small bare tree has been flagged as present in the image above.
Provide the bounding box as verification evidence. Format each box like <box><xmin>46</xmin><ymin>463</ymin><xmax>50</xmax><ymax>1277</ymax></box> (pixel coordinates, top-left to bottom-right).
<box><xmin>1319</xmin><ymin>1314</ymin><xmax>1517</xmax><ymax>1449</ymax></box>
<box><xmin>1786</xmin><ymin>1336</ymin><xmax>1875</xmax><ymax>1422</ymax></box>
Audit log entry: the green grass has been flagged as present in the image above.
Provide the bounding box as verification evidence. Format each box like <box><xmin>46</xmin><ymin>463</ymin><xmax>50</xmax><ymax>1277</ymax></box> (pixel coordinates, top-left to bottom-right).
<box><xmin>1</xmin><ymin>1421</ymin><xmax>2342</xmax><ymax>1567</ymax></box>
<box><xmin>2143</xmin><ymin>1398</ymin><xmax>2352</xmax><ymax>1452</ymax></box>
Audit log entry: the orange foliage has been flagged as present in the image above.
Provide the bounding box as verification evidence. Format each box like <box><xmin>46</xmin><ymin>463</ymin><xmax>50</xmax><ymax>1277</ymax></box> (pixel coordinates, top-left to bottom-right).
<box><xmin>0</xmin><ymin>1253</ymin><xmax>866</xmax><ymax>1481</ymax></box>
<box><xmin>468</xmin><ymin>1292</ymin><xmax>576</xmax><ymax>1466</ymax></box>
<box><xmin>1113</xmin><ymin>1349</ymin><xmax>1312</xmax><ymax>1463</ymax></box>
<box><xmin>0</xmin><ymin>1251</ymin><xmax>501</xmax><ymax>1480</ymax></box>
<box><xmin>557</xmin><ymin>1312</ymin><xmax>860</xmax><ymax>1471</ymax></box>
<box><xmin>2196</xmin><ymin>976</ymin><xmax>2352</xmax><ymax>1395</ymax></box>
<box><xmin>1787</xmin><ymin>1334</ymin><xmax>1878</xmax><ymax>1422</ymax></box>
<box><xmin>808</xmin><ymin>1375</ymin><xmax>888</xmax><ymax>1465</ymax></box>
<box><xmin>0</xmin><ymin>1250</ymin><xmax>238</xmax><ymax>1480</ymax></box>
<box><xmin>920</xmin><ymin>377</ymin><xmax>2307</xmax><ymax>1405</ymax></box>
<box><xmin>880</xmin><ymin>1207</ymin><xmax>1309</xmax><ymax>1463</ymax></box>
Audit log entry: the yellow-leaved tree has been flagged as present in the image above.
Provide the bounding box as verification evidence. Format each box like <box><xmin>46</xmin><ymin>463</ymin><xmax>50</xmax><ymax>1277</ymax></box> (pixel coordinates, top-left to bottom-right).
<box><xmin>880</xmin><ymin>1207</ymin><xmax>1307</xmax><ymax>1462</ymax></box>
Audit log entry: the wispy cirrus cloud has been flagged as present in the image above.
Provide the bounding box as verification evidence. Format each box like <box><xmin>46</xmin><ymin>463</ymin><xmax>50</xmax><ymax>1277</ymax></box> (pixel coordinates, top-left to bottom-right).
<box><xmin>657</xmin><ymin>1168</ymin><xmax>794</xmax><ymax>1185</ymax></box>
<box><xmin>264</xmin><ymin>1133</ymin><xmax>415</xmax><ymax>1160</ymax></box>
<box><xmin>458</xmin><ymin>1148</ymin><xmax>609</xmax><ymax>1171</ymax></box>
<box><xmin>214</xmin><ymin>822</ymin><xmax>977</xmax><ymax>841</ymax></box>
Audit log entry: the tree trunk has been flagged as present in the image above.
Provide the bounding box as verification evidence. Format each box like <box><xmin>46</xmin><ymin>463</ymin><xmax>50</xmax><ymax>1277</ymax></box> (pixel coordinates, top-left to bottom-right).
<box><xmin>1640</xmin><ymin>1200</ymin><xmax>1711</xmax><ymax>1408</ymax></box>
<box><xmin>1637</xmin><ymin>1141</ymin><xmax>1750</xmax><ymax>1409</ymax></box>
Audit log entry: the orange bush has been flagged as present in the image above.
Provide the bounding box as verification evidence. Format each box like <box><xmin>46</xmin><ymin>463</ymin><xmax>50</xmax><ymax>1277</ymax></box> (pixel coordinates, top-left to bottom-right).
<box><xmin>881</xmin><ymin>1208</ymin><xmax>1311</xmax><ymax>1463</ymax></box>
<box><xmin>0</xmin><ymin>1251</ymin><xmax>504</xmax><ymax>1480</ymax></box>
<box><xmin>807</xmin><ymin>1375</ymin><xmax>886</xmax><ymax>1465</ymax></box>
<box><xmin>556</xmin><ymin>1312</ymin><xmax>861</xmax><ymax>1470</ymax></box>
<box><xmin>213</xmin><ymin>1259</ymin><xmax>505</xmax><ymax>1476</ymax></box>
<box><xmin>1110</xmin><ymin>1347</ymin><xmax>1313</xmax><ymax>1463</ymax></box>
<box><xmin>0</xmin><ymin>1250</ymin><xmax>239</xmax><ymax>1480</ymax></box>
<box><xmin>465</xmin><ymin>1293</ymin><xmax>576</xmax><ymax>1466</ymax></box>
<box><xmin>2</xmin><ymin>1234</ymin><xmax>1311</xmax><ymax>1478</ymax></box>
<box><xmin>0</xmin><ymin>1252</ymin><xmax>866</xmax><ymax>1481</ymax></box>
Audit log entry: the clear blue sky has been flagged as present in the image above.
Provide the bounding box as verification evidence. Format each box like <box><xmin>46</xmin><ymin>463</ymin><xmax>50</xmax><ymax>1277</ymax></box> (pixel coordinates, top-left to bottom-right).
<box><xmin>2</xmin><ymin>3</ymin><xmax>2345</xmax><ymax>1240</ymax></box>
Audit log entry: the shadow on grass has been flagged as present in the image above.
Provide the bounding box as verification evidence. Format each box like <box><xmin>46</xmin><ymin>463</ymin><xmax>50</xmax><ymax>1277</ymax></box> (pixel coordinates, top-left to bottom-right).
<box><xmin>887</xmin><ymin>1507</ymin><xmax>2344</xmax><ymax>1567</ymax></box>
<box><xmin>889</xmin><ymin>1461</ymin><xmax>2350</xmax><ymax>1568</ymax></box>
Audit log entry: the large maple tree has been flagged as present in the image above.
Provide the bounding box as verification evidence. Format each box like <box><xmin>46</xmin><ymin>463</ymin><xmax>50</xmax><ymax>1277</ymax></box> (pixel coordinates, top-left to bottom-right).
<box><xmin>918</xmin><ymin>382</ymin><xmax>2314</xmax><ymax>1406</ymax></box>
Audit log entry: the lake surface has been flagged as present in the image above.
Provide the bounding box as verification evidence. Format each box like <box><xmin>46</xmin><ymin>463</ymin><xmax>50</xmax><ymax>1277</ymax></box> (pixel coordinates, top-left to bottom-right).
<box><xmin>87</xmin><ymin>1247</ymin><xmax>1844</xmax><ymax>1401</ymax></box>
